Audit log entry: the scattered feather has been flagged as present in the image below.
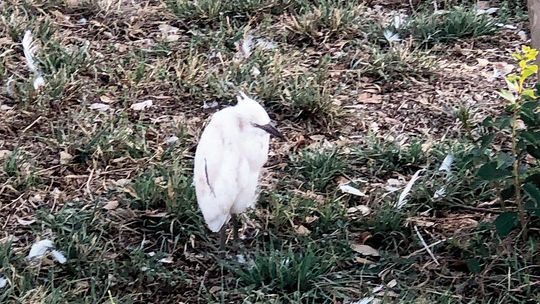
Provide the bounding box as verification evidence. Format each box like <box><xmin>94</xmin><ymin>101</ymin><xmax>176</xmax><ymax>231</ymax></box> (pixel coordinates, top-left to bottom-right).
<box><xmin>438</xmin><ymin>154</ymin><xmax>454</xmax><ymax>172</ymax></box>
<box><xmin>130</xmin><ymin>100</ymin><xmax>153</xmax><ymax>111</ymax></box>
<box><xmin>51</xmin><ymin>250</ymin><xmax>67</xmax><ymax>264</ymax></box>
<box><xmin>202</xmin><ymin>101</ymin><xmax>218</xmax><ymax>109</ymax></box>
<box><xmin>236</xmin><ymin>254</ymin><xmax>246</xmax><ymax>264</ymax></box>
<box><xmin>350</xmin><ymin>297</ymin><xmax>375</xmax><ymax>304</ymax></box>
<box><xmin>476</xmin><ymin>7</ymin><xmax>498</xmax><ymax>15</ymax></box>
<box><xmin>251</xmin><ymin>66</ymin><xmax>261</xmax><ymax>77</ymax></box>
<box><xmin>495</xmin><ymin>23</ymin><xmax>517</xmax><ymax>30</ymax></box>
<box><xmin>28</xmin><ymin>239</ymin><xmax>54</xmax><ymax>260</ymax></box>
<box><xmin>433</xmin><ymin>188</ymin><xmax>446</xmax><ymax>199</ymax></box>
<box><xmin>158</xmin><ymin>256</ymin><xmax>174</xmax><ymax>264</ymax></box>
<box><xmin>392</xmin><ymin>14</ymin><xmax>407</xmax><ymax>29</ymax></box>
<box><xmin>339</xmin><ymin>184</ymin><xmax>367</xmax><ymax>197</ymax></box>
<box><xmin>383</xmin><ymin>30</ymin><xmax>400</xmax><ymax>42</ymax></box>
<box><xmin>27</xmin><ymin>239</ymin><xmax>66</xmax><ymax>264</ymax></box>
<box><xmin>0</xmin><ymin>276</ymin><xmax>7</xmax><ymax>289</ymax></box>
<box><xmin>165</xmin><ymin>136</ymin><xmax>179</xmax><ymax>145</ymax></box>
<box><xmin>396</xmin><ymin>169</ymin><xmax>425</xmax><ymax>209</ymax></box>
<box><xmin>434</xmin><ymin>154</ymin><xmax>454</xmax><ymax>199</ymax></box>
<box><xmin>89</xmin><ymin>103</ymin><xmax>111</xmax><ymax>111</ymax></box>
<box><xmin>6</xmin><ymin>76</ymin><xmax>15</xmax><ymax>97</ymax></box>
<box><xmin>22</xmin><ymin>30</ymin><xmax>45</xmax><ymax>90</ymax></box>
<box><xmin>255</xmin><ymin>38</ymin><xmax>277</xmax><ymax>50</ymax></box>
<box><xmin>517</xmin><ymin>30</ymin><xmax>527</xmax><ymax>42</ymax></box>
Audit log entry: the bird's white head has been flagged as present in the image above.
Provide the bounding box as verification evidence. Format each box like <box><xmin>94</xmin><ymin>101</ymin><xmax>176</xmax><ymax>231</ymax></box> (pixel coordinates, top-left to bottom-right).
<box><xmin>234</xmin><ymin>92</ymin><xmax>284</xmax><ymax>139</ymax></box>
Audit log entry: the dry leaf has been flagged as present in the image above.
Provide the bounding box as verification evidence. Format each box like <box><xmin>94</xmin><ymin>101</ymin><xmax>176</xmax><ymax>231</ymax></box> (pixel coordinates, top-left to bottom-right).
<box><xmin>293</xmin><ymin>224</ymin><xmax>311</xmax><ymax>236</ymax></box>
<box><xmin>115</xmin><ymin>179</ymin><xmax>131</xmax><ymax>187</ymax></box>
<box><xmin>358</xmin><ymin>93</ymin><xmax>382</xmax><ymax>104</ymax></box>
<box><xmin>102</xmin><ymin>200</ymin><xmax>119</xmax><ymax>210</ymax></box>
<box><xmin>99</xmin><ymin>95</ymin><xmax>115</xmax><ymax>103</ymax></box>
<box><xmin>354</xmin><ymin>256</ymin><xmax>374</xmax><ymax>264</ymax></box>
<box><xmin>476</xmin><ymin>58</ymin><xmax>490</xmax><ymax>67</ymax></box>
<box><xmin>351</xmin><ymin>244</ymin><xmax>380</xmax><ymax>257</ymax></box>
<box><xmin>0</xmin><ymin>150</ymin><xmax>12</xmax><ymax>159</ymax></box>
<box><xmin>304</xmin><ymin>215</ymin><xmax>319</xmax><ymax>224</ymax></box>
<box><xmin>60</xmin><ymin>151</ymin><xmax>73</xmax><ymax>165</ymax></box>
<box><xmin>347</xmin><ymin>205</ymin><xmax>371</xmax><ymax>216</ymax></box>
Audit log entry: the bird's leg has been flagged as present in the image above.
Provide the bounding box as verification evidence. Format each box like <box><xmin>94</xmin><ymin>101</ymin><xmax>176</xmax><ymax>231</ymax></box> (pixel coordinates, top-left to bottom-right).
<box><xmin>219</xmin><ymin>224</ymin><xmax>226</xmax><ymax>255</ymax></box>
<box><xmin>232</xmin><ymin>214</ymin><xmax>239</xmax><ymax>242</ymax></box>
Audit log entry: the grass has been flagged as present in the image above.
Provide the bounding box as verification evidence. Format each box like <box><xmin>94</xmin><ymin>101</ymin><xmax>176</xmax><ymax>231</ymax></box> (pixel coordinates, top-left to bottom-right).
<box><xmin>405</xmin><ymin>6</ymin><xmax>498</xmax><ymax>46</ymax></box>
<box><xmin>0</xmin><ymin>0</ymin><xmax>538</xmax><ymax>303</ymax></box>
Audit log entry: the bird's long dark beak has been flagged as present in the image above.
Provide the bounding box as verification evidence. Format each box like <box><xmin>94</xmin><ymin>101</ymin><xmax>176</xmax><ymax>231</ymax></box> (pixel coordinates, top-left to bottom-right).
<box><xmin>255</xmin><ymin>123</ymin><xmax>285</xmax><ymax>139</ymax></box>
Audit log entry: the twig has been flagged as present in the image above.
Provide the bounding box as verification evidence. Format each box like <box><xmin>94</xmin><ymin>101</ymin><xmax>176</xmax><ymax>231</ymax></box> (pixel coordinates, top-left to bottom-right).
<box><xmin>405</xmin><ymin>238</ymin><xmax>447</xmax><ymax>258</ymax></box>
<box><xmin>414</xmin><ymin>225</ymin><xmax>440</xmax><ymax>266</ymax></box>
<box><xmin>21</xmin><ymin>116</ymin><xmax>43</xmax><ymax>133</ymax></box>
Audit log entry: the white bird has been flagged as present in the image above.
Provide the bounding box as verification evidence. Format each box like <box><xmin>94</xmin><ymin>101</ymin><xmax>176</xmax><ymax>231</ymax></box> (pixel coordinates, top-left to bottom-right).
<box><xmin>193</xmin><ymin>92</ymin><xmax>283</xmax><ymax>251</ymax></box>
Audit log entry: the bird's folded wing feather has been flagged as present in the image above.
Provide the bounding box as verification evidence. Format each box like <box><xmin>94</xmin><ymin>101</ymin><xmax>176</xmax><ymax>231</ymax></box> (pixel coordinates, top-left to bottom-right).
<box><xmin>194</xmin><ymin>111</ymin><xmax>241</xmax><ymax>232</ymax></box>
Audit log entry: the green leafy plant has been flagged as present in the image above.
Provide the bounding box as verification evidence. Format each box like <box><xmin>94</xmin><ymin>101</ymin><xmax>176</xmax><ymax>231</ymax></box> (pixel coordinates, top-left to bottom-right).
<box><xmin>405</xmin><ymin>6</ymin><xmax>497</xmax><ymax>46</ymax></box>
<box><xmin>474</xmin><ymin>46</ymin><xmax>539</xmax><ymax>239</ymax></box>
<box><xmin>293</xmin><ymin>148</ymin><xmax>346</xmax><ymax>192</ymax></box>
<box><xmin>234</xmin><ymin>245</ymin><xmax>334</xmax><ymax>292</ymax></box>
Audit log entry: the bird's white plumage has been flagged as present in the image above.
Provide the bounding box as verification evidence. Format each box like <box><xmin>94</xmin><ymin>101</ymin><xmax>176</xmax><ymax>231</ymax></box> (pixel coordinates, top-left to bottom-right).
<box><xmin>194</xmin><ymin>93</ymin><xmax>272</xmax><ymax>232</ymax></box>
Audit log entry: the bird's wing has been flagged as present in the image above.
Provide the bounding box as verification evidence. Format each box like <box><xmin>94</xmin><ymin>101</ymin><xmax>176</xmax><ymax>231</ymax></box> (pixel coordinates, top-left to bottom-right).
<box><xmin>193</xmin><ymin>110</ymin><xmax>241</xmax><ymax>232</ymax></box>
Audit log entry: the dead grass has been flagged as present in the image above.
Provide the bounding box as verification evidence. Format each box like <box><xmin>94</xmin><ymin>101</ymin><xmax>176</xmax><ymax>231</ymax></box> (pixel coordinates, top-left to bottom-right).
<box><xmin>0</xmin><ymin>0</ymin><xmax>539</xmax><ymax>303</ymax></box>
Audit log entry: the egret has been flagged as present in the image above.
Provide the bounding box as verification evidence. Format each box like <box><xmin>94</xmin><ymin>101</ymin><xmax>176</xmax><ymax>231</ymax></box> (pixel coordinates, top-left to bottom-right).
<box><xmin>193</xmin><ymin>92</ymin><xmax>284</xmax><ymax>252</ymax></box>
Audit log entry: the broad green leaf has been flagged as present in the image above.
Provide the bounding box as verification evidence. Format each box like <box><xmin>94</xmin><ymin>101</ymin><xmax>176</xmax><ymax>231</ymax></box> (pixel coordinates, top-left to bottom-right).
<box><xmin>498</xmin><ymin>90</ymin><xmax>516</xmax><ymax>103</ymax></box>
<box><xmin>526</xmin><ymin>145</ymin><xmax>540</xmax><ymax>159</ymax></box>
<box><xmin>524</xmin><ymin>182</ymin><xmax>540</xmax><ymax>216</ymax></box>
<box><xmin>520</xmin><ymin>131</ymin><xmax>540</xmax><ymax>144</ymax></box>
<box><xmin>494</xmin><ymin>212</ymin><xmax>518</xmax><ymax>237</ymax></box>
<box><xmin>505</xmin><ymin>78</ymin><xmax>519</xmax><ymax>92</ymax></box>
<box><xmin>495</xmin><ymin>152</ymin><xmax>514</xmax><ymax>169</ymax></box>
<box><xmin>512</xmin><ymin>52</ymin><xmax>523</xmax><ymax>61</ymax></box>
<box><xmin>523</xmin><ymin>182</ymin><xmax>540</xmax><ymax>204</ymax></box>
<box><xmin>525</xmin><ymin>173</ymin><xmax>540</xmax><ymax>186</ymax></box>
<box><xmin>521</xmin><ymin>65</ymin><xmax>538</xmax><ymax>80</ymax></box>
<box><xmin>506</xmin><ymin>74</ymin><xmax>519</xmax><ymax>83</ymax></box>
<box><xmin>477</xmin><ymin>162</ymin><xmax>512</xmax><ymax>181</ymax></box>
<box><xmin>493</xmin><ymin>116</ymin><xmax>512</xmax><ymax>129</ymax></box>
<box><xmin>500</xmin><ymin>184</ymin><xmax>515</xmax><ymax>200</ymax></box>
<box><xmin>479</xmin><ymin>133</ymin><xmax>495</xmax><ymax>150</ymax></box>
<box><xmin>525</xmin><ymin>200</ymin><xmax>540</xmax><ymax>216</ymax></box>
<box><xmin>522</xmin><ymin>45</ymin><xmax>539</xmax><ymax>62</ymax></box>
<box><xmin>522</xmin><ymin>89</ymin><xmax>537</xmax><ymax>99</ymax></box>
<box><xmin>520</xmin><ymin>101</ymin><xmax>540</xmax><ymax>126</ymax></box>
<box><xmin>466</xmin><ymin>258</ymin><xmax>481</xmax><ymax>273</ymax></box>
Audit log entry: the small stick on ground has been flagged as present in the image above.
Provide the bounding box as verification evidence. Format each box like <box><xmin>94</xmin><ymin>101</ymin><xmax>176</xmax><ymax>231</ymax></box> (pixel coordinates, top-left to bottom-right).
<box><xmin>414</xmin><ymin>225</ymin><xmax>440</xmax><ymax>266</ymax></box>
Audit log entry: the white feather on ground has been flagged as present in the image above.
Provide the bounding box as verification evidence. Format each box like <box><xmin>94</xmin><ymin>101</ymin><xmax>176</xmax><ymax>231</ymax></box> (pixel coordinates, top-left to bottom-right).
<box><xmin>396</xmin><ymin>169</ymin><xmax>425</xmax><ymax>209</ymax></box>
<box><xmin>0</xmin><ymin>276</ymin><xmax>7</xmax><ymax>289</ymax></box>
<box><xmin>27</xmin><ymin>239</ymin><xmax>67</xmax><ymax>264</ymax></box>
<box><xmin>434</xmin><ymin>154</ymin><xmax>454</xmax><ymax>199</ymax></box>
<box><xmin>21</xmin><ymin>30</ymin><xmax>45</xmax><ymax>90</ymax></box>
